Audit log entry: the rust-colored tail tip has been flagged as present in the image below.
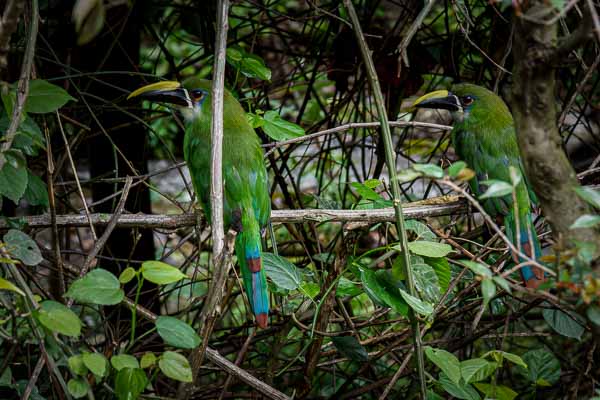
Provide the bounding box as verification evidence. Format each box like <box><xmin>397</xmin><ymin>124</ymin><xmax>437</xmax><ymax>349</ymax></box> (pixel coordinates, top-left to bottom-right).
<box><xmin>256</xmin><ymin>313</ymin><xmax>268</xmax><ymax>329</ymax></box>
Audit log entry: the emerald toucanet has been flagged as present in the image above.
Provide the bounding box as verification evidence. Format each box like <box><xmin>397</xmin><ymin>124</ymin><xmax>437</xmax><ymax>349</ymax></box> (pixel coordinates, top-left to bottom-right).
<box><xmin>128</xmin><ymin>79</ymin><xmax>271</xmax><ymax>327</ymax></box>
<box><xmin>413</xmin><ymin>84</ymin><xmax>545</xmax><ymax>288</ymax></box>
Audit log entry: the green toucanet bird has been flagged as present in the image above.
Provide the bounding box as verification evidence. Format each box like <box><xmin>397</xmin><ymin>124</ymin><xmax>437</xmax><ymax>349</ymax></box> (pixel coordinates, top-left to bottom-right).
<box><xmin>128</xmin><ymin>79</ymin><xmax>271</xmax><ymax>327</ymax></box>
<box><xmin>412</xmin><ymin>84</ymin><xmax>545</xmax><ymax>288</ymax></box>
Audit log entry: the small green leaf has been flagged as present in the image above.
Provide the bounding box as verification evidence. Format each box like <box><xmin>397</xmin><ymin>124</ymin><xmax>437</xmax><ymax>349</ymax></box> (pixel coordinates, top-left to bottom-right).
<box><xmin>261</xmin><ymin>110</ymin><xmax>304</xmax><ymax>141</ymax></box>
<box><xmin>141</xmin><ymin>260</ymin><xmax>187</xmax><ymax>285</ymax></box>
<box><xmin>65</xmin><ymin>268</ymin><xmax>124</xmax><ymax>305</ymax></box>
<box><xmin>425</xmin><ymin>346</ymin><xmax>461</xmax><ymax>384</ymax></box>
<box><xmin>3</xmin><ymin>229</ymin><xmax>42</xmax><ymax>266</ymax></box>
<box><xmin>363</xmin><ymin>179</ymin><xmax>382</xmax><ymax>189</ymax></box>
<box><xmin>405</xmin><ymin>220</ymin><xmax>437</xmax><ymax>240</ymax></box>
<box><xmin>82</xmin><ymin>352</ymin><xmax>108</xmax><ymax>377</ymax></box>
<box><xmin>241</xmin><ymin>57</ymin><xmax>272</xmax><ymax>81</ymax></box>
<box><xmin>570</xmin><ymin>214</ymin><xmax>600</xmax><ymax>229</ymax></box>
<box><xmin>115</xmin><ymin>367</ymin><xmax>147</xmax><ymax>400</ymax></box>
<box><xmin>482</xmin><ymin>350</ymin><xmax>527</xmax><ymax>368</ymax></box>
<box><xmin>119</xmin><ymin>267</ymin><xmax>137</xmax><ymax>284</ymax></box>
<box><xmin>263</xmin><ymin>252</ymin><xmax>303</xmax><ymax>290</ymax></box>
<box><xmin>0</xmin><ymin>162</ymin><xmax>28</xmax><ymax>204</ymax></box>
<box><xmin>111</xmin><ymin>354</ymin><xmax>140</xmax><ymax>371</ymax></box>
<box><xmin>461</xmin><ymin>358</ymin><xmax>497</xmax><ymax>383</ymax></box>
<box><xmin>350</xmin><ymin>182</ymin><xmax>383</xmax><ymax>201</ymax></box>
<box><xmin>399</xmin><ymin>288</ymin><xmax>433</xmax><ymax>316</ymax></box>
<box><xmin>23</xmin><ymin>171</ymin><xmax>48</xmax><ymax>207</ymax></box>
<box><xmin>155</xmin><ymin>316</ymin><xmax>201</xmax><ymax>349</ymax></box>
<box><xmin>574</xmin><ymin>186</ymin><xmax>600</xmax><ymax>209</ymax></box>
<box><xmin>140</xmin><ymin>352</ymin><xmax>156</xmax><ymax>369</ymax></box>
<box><xmin>25</xmin><ymin>80</ymin><xmax>76</xmax><ymax>113</ymax></box>
<box><xmin>492</xmin><ymin>276</ymin><xmax>511</xmax><ymax>293</ymax></box>
<box><xmin>479</xmin><ymin>180</ymin><xmax>513</xmax><ymax>199</ymax></box>
<box><xmin>412</xmin><ymin>163</ymin><xmax>444</xmax><ymax>178</ymax></box>
<box><xmin>331</xmin><ymin>336</ymin><xmax>368</xmax><ymax>362</ymax></box>
<box><xmin>336</xmin><ymin>276</ymin><xmax>362</xmax><ymax>297</ymax></box>
<box><xmin>159</xmin><ymin>351</ymin><xmax>193</xmax><ymax>383</ymax></box>
<box><xmin>360</xmin><ymin>268</ymin><xmax>408</xmax><ymax>316</ymax></box>
<box><xmin>0</xmin><ymin>277</ymin><xmax>25</xmax><ymax>296</ymax></box>
<box><xmin>407</xmin><ymin>241</ymin><xmax>452</xmax><ymax>258</ymax></box>
<box><xmin>448</xmin><ymin>161</ymin><xmax>467</xmax><ymax>177</ymax></box>
<box><xmin>542</xmin><ymin>307</ymin><xmax>585</xmax><ymax>340</ymax></box>
<box><xmin>299</xmin><ymin>282</ymin><xmax>320</xmax><ymax>299</ymax></box>
<box><xmin>587</xmin><ymin>305</ymin><xmax>600</xmax><ymax>326</ymax></box>
<box><xmin>481</xmin><ymin>278</ymin><xmax>496</xmax><ymax>306</ymax></box>
<box><xmin>459</xmin><ymin>260</ymin><xmax>492</xmax><ymax>278</ymax></box>
<box><xmin>517</xmin><ymin>349</ymin><xmax>561</xmax><ymax>386</ymax></box>
<box><xmin>37</xmin><ymin>300</ymin><xmax>82</xmax><ymax>337</ymax></box>
<box><xmin>68</xmin><ymin>355</ymin><xmax>88</xmax><ymax>376</ymax></box>
<box><xmin>396</xmin><ymin>169</ymin><xmax>422</xmax><ymax>182</ymax></box>
<box><xmin>439</xmin><ymin>372</ymin><xmax>481</xmax><ymax>400</ymax></box>
<box><xmin>67</xmin><ymin>378</ymin><xmax>89</xmax><ymax>399</ymax></box>
<box><xmin>473</xmin><ymin>383</ymin><xmax>517</xmax><ymax>400</ymax></box>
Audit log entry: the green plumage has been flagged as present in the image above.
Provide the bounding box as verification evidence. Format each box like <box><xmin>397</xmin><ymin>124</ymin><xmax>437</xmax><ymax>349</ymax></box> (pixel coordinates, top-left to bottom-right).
<box><xmin>182</xmin><ymin>78</ymin><xmax>271</xmax><ymax>327</ymax></box>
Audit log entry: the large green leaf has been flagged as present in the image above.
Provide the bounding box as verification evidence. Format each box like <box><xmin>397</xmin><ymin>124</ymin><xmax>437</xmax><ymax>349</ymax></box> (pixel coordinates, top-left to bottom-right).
<box><xmin>65</xmin><ymin>268</ymin><xmax>124</xmax><ymax>305</ymax></box>
<box><xmin>23</xmin><ymin>171</ymin><xmax>49</xmax><ymax>207</ymax></box>
<box><xmin>261</xmin><ymin>110</ymin><xmax>305</xmax><ymax>141</ymax></box>
<box><xmin>111</xmin><ymin>355</ymin><xmax>140</xmax><ymax>371</ymax></box>
<box><xmin>331</xmin><ymin>336</ymin><xmax>368</xmax><ymax>362</ymax></box>
<box><xmin>405</xmin><ymin>220</ymin><xmax>437</xmax><ymax>240</ymax></box>
<box><xmin>574</xmin><ymin>186</ymin><xmax>600</xmax><ymax>209</ymax></box>
<box><xmin>473</xmin><ymin>383</ymin><xmax>517</xmax><ymax>400</ymax></box>
<box><xmin>542</xmin><ymin>307</ymin><xmax>585</xmax><ymax>340</ymax></box>
<box><xmin>114</xmin><ymin>368</ymin><xmax>147</xmax><ymax>400</ymax></box>
<box><xmin>0</xmin><ymin>277</ymin><xmax>24</xmax><ymax>296</ymax></box>
<box><xmin>3</xmin><ymin>229</ymin><xmax>42</xmax><ymax>266</ymax></box>
<box><xmin>425</xmin><ymin>346</ymin><xmax>461</xmax><ymax>384</ymax></box>
<box><xmin>439</xmin><ymin>372</ymin><xmax>481</xmax><ymax>400</ymax></box>
<box><xmin>155</xmin><ymin>316</ymin><xmax>201</xmax><ymax>349</ymax></box>
<box><xmin>412</xmin><ymin>256</ymin><xmax>441</xmax><ymax>303</ymax></box>
<box><xmin>67</xmin><ymin>378</ymin><xmax>89</xmax><ymax>399</ymax></box>
<box><xmin>479</xmin><ymin>180</ymin><xmax>513</xmax><ymax>199</ymax></box>
<box><xmin>408</xmin><ymin>241</ymin><xmax>452</xmax><ymax>258</ymax></box>
<box><xmin>262</xmin><ymin>252</ymin><xmax>303</xmax><ymax>290</ymax></box>
<box><xmin>461</xmin><ymin>358</ymin><xmax>497</xmax><ymax>383</ymax></box>
<box><xmin>570</xmin><ymin>214</ymin><xmax>600</xmax><ymax>229</ymax></box>
<box><xmin>412</xmin><ymin>163</ymin><xmax>444</xmax><ymax>178</ymax></box>
<box><xmin>399</xmin><ymin>288</ymin><xmax>433</xmax><ymax>316</ymax></box>
<box><xmin>82</xmin><ymin>352</ymin><xmax>108</xmax><ymax>377</ymax></box>
<box><xmin>159</xmin><ymin>351</ymin><xmax>193</xmax><ymax>383</ymax></box>
<box><xmin>517</xmin><ymin>349</ymin><xmax>561</xmax><ymax>386</ymax></box>
<box><xmin>24</xmin><ymin>80</ymin><xmax>76</xmax><ymax>113</ymax></box>
<box><xmin>0</xmin><ymin>162</ymin><xmax>28</xmax><ymax>204</ymax></box>
<box><xmin>360</xmin><ymin>268</ymin><xmax>408</xmax><ymax>316</ymax></box>
<box><xmin>141</xmin><ymin>260</ymin><xmax>187</xmax><ymax>285</ymax></box>
<box><xmin>424</xmin><ymin>256</ymin><xmax>451</xmax><ymax>294</ymax></box>
<box><xmin>37</xmin><ymin>300</ymin><xmax>82</xmax><ymax>337</ymax></box>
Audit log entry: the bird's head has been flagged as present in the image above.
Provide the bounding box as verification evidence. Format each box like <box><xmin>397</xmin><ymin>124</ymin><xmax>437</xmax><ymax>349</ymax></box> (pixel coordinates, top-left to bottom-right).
<box><xmin>412</xmin><ymin>83</ymin><xmax>511</xmax><ymax>124</ymax></box>
<box><xmin>127</xmin><ymin>78</ymin><xmax>212</xmax><ymax>120</ymax></box>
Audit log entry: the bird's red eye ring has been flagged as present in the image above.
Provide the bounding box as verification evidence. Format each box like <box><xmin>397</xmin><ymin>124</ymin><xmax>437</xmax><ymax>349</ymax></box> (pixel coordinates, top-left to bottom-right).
<box><xmin>462</xmin><ymin>95</ymin><xmax>474</xmax><ymax>106</ymax></box>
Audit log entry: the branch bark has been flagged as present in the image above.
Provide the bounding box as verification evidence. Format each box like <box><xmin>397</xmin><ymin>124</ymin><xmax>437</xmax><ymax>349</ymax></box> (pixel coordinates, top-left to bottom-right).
<box><xmin>511</xmin><ymin>1</ymin><xmax>600</xmax><ymax>253</ymax></box>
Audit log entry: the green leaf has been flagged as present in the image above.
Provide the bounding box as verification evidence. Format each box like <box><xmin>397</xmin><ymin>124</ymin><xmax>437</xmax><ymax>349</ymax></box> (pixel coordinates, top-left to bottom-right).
<box><xmin>3</xmin><ymin>229</ymin><xmax>42</xmax><ymax>266</ymax></box>
<box><xmin>399</xmin><ymin>288</ymin><xmax>433</xmax><ymax>316</ymax></box>
<box><xmin>574</xmin><ymin>186</ymin><xmax>600</xmax><ymax>209</ymax></box>
<box><xmin>492</xmin><ymin>276</ymin><xmax>511</xmax><ymax>293</ymax></box>
<box><xmin>570</xmin><ymin>214</ymin><xmax>600</xmax><ymax>229</ymax></box>
<box><xmin>425</xmin><ymin>346</ymin><xmax>461</xmax><ymax>384</ymax></box>
<box><xmin>412</xmin><ymin>163</ymin><xmax>444</xmax><ymax>178</ymax></box>
<box><xmin>261</xmin><ymin>110</ymin><xmax>304</xmax><ymax>141</ymax></box>
<box><xmin>331</xmin><ymin>336</ymin><xmax>368</xmax><ymax>362</ymax></box>
<box><xmin>336</xmin><ymin>276</ymin><xmax>362</xmax><ymax>297</ymax></box>
<box><xmin>439</xmin><ymin>372</ymin><xmax>481</xmax><ymax>400</ymax></box>
<box><xmin>67</xmin><ymin>378</ymin><xmax>89</xmax><ymax>399</ymax></box>
<box><xmin>299</xmin><ymin>282</ymin><xmax>320</xmax><ymax>299</ymax></box>
<box><xmin>542</xmin><ymin>307</ymin><xmax>585</xmax><ymax>339</ymax></box>
<box><xmin>114</xmin><ymin>367</ymin><xmax>147</xmax><ymax>400</ymax></box>
<box><xmin>37</xmin><ymin>300</ymin><xmax>82</xmax><ymax>337</ymax></box>
<box><xmin>461</xmin><ymin>358</ymin><xmax>497</xmax><ymax>383</ymax></box>
<box><xmin>111</xmin><ymin>355</ymin><xmax>140</xmax><ymax>371</ymax></box>
<box><xmin>119</xmin><ymin>267</ymin><xmax>137</xmax><ymax>284</ymax></box>
<box><xmin>459</xmin><ymin>260</ymin><xmax>492</xmax><ymax>278</ymax></box>
<box><xmin>363</xmin><ymin>179</ymin><xmax>382</xmax><ymax>189</ymax></box>
<box><xmin>0</xmin><ymin>162</ymin><xmax>28</xmax><ymax>204</ymax></box>
<box><xmin>140</xmin><ymin>352</ymin><xmax>156</xmax><ymax>369</ymax></box>
<box><xmin>360</xmin><ymin>268</ymin><xmax>408</xmax><ymax>316</ymax></box>
<box><xmin>517</xmin><ymin>349</ymin><xmax>561</xmax><ymax>386</ymax></box>
<box><xmin>262</xmin><ymin>252</ymin><xmax>303</xmax><ymax>290</ymax></box>
<box><xmin>68</xmin><ymin>355</ymin><xmax>88</xmax><ymax>376</ymax></box>
<box><xmin>82</xmin><ymin>352</ymin><xmax>108</xmax><ymax>377</ymax></box>
<box><xmin>23</xmin><ymin>171</ymin><xmax>48</xmax><ymax>207</ymax></box>
<box><xmin>65</xmin><ymin>268</ymin><xmax>124</xmax><ymax>305</ymax></box>
<box><xmin>73</xmin><ymin>0</ymin><xmax>106</xmax><ymax>45</ymax></box>
<box><xmin>159</xmin><ymin>351</ymin><xmax>193</xmax><ymax>383</ymax></box>
<box><xmin>405</xmin><ymin>220</ymin><xmax>437</xmax><ymax>240</ymax></box>
<box><xmin>412</xmin><ymin>256</ymin><xmax>441</xmax><ymax>303</ymax></box>
<box><xmin>241</xmin><ymin>57</ymin><xmax>272</xmax><ymax>81</ymax></box>
<box><xmin>448</xmin><ymin>161</ymin><xmax>467</xmax><ymax>177</ymax></box>
<box><xmin>24</xmin><ymin>80</ymin><xmax>76</xmax><ymax>113</ymax></box>
<box><xmin>396</xmin><ymin>169</ymin><xmax>422</xmax><ymax>182</ymax></box>
<box><xmin>473</xmin><ymin>383</ymin><xmax>517</xmax><ymax>400</ymax></box>
<box><xmin>482</xmin><ymin>350</ymin><xmax>527</xmax><ymax>368</ymax></box>
<box><xmin>587</xmin><ymin>305</ymin><xmax>600</xmax><ymax>326</ymax></box>
<box><xmin>0</xmin><ymin>277</ymin><xmax>25</xmax><ymax>296</ymax></box>
<box><xmin>350</xmin><ymin>182</ymin><xmax>383</xmax><ymax>201</ymax></box>
<box><xmin>246</xmin><ymin>112</ymin><xmax>265</xmax><ymax>129</ymax></box>
<box><xmin>407</xmin><ymin>241</ymin><xmax>452</xmax><ymax>258</ymax></box>
<box><xmin>479</xmin><ymin>180</ymin><xmax>513</xmax><ymax>199</ymax></box>
<box><xmin>424</xmin><ymin>256</ymin><xmax>451</xmax><ymax>294</ymax></box>
<box><xmin>141</xmin><ymin>260</ymin><xmax>187</xmax><ymax>285</ymax></box>
<box><xmin>155</xmin><ymin>316</ymin><xmax>201</xmax><ymax>349</ymax></box>
<box><xmin>481</xmin><ymin>278</ymin><xmax>496</xmax><ymax>306</ymax></box>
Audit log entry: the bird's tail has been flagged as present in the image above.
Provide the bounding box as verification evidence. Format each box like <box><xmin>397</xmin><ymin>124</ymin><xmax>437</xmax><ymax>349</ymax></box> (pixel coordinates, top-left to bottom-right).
<box><xmin>235</xmin><ymin>214</ymin><xmax>269</xmax><ymax>328</ymax></box>
<box><xmin>505</xmin><ymin>211</ymin><xmax>545</xmax><ymax>288</ymax></box>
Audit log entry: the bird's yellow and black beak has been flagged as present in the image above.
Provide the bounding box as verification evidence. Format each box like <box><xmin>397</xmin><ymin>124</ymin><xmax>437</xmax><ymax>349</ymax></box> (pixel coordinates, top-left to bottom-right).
<box><xmin>412</xmin><ymin>90</ymin><xmax>461</xmax><ymax>112</ymax></box>
<box><xmin>127</xmin><ymin>81</ymin><xmax>192</xmax><ymax>108</ymax></box>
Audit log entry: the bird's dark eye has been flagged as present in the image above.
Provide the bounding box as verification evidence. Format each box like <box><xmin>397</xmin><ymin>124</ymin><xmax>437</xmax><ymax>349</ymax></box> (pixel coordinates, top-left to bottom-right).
<box><xmin>190</xmin><ymin>89</ymin><xmax>206</xmax><ymax>102</ymax></box>
<box><xmin>462</xmin><ymin>95</ymin><xmax>474</xmax><ymax>106</ymax></box>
